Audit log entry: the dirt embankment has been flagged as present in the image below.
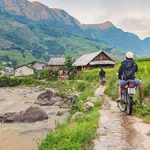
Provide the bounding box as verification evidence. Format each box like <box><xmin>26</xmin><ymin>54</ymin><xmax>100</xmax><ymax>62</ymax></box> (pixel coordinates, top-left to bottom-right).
<box><xmin>94</xmin><ymin>86</ymin><xmax>150</xmax><ymax>150</ymax></box>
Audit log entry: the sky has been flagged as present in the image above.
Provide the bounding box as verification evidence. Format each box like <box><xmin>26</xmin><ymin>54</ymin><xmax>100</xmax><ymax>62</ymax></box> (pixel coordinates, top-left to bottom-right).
<box><xmin>29</xmin><ymin>0</ymin><xmax>150</xmax><ymax>39</ymax></box>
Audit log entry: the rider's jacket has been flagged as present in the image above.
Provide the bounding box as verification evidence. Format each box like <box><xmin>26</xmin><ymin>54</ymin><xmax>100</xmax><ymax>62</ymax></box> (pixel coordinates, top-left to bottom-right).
<box><xmin>118</xmin><ymin>59</ymin><xmax>138</xmax><ymax>80</ymax></box>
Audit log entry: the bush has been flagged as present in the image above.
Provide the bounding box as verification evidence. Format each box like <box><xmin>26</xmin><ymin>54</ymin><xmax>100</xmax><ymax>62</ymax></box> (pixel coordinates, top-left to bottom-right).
<box><xmin>0</xmin><ymin>76</ymin><xmax>37</xmax><ymax>87</ymax></box>
<box><xmin>34</xmin><ymin>68</ymin><xmax>59</xmax><ymax>81</ymax></box>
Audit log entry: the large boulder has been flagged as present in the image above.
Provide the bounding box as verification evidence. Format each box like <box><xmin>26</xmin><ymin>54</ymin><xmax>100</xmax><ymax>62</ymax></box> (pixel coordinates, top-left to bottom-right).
<box><xmin>0</xmin><ymin>106</ymin><xmax>48</xmax><ymax>123</ymax></box>
<box><xmin>35</xmin><ymin>90</ymin><xmax>55</xmax><ymax>106</ymax></box>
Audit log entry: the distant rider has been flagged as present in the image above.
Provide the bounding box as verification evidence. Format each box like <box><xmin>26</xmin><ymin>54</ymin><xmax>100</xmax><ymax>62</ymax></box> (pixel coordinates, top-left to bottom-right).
<box><xmin>116</xmin><ymin>52</ymin><xmax>143</xmax><ymax>104</ymax></box>
<box><xmin>99</xmin><ymin>67</ymin><xmax>106</xmax><ymax>82</ymax></box>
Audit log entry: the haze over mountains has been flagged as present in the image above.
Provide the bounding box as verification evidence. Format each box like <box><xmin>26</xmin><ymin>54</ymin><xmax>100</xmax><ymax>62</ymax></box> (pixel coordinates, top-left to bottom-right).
<box><xmin>0</xmin><ymin>0</ymin><xmax>150</xmax><ymax>65</ymax></box>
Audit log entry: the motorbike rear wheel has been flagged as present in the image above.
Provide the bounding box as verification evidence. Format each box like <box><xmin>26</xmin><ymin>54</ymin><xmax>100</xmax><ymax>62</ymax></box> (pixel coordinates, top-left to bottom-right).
<box><xmin>126</xmin><ymin>96</ymin><xmax>133</xmax><ymax>115</ymax></box>
<box><xmin>118</xmin><ymin>92</ymin><xmax>127</xmax><ymax>112</ymax></box>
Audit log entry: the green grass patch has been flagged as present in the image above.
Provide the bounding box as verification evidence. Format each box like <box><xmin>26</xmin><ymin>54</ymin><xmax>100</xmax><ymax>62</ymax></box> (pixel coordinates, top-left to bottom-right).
<box><xmin>39</xmin><ymin>102</ymin><xmax>102</xmax><ymax>150</ymax></box>
<box><xmin>38</xmin><ymin>69</ymin><xmax>102</xmax><ymax>150</ymax></box>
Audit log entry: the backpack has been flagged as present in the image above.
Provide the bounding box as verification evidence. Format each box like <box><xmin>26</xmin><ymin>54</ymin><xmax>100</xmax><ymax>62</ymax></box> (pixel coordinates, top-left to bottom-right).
<box><xmin>122</xmin><ymin>60</ymin><xmax>136</xmax><ymax>80</ymax></box>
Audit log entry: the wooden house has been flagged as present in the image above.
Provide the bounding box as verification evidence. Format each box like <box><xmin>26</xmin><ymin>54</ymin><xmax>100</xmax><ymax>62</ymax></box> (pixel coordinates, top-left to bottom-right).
<box><xmin>48</xmin><ymin>57</ymin><xmax>65</xmax><ymax>69</ymax></box>
<box><xmin>73</xmin><ymin>51</ymin><xmax>115</xmax><ymax>70</ymax></box>
<box><xmin>27</xmin><ymin>61</ymin><xmax>47</xmax><ymax>71</ymax></box>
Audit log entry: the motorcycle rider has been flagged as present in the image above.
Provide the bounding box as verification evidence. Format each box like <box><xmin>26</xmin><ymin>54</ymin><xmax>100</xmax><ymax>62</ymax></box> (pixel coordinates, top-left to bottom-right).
<box><xmin>99</xmin><ymin>67</ymin><xmax>106</xmax><ymax>83</ymax></box>
<box><xmin>116</xmin><ymin>52</ymin><xmax>143</xmax><ymax>104</ymax></box>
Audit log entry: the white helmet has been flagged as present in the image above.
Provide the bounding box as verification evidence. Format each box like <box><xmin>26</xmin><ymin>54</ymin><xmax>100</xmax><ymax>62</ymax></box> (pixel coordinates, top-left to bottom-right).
<box><xmin>126</xmin><ymin>51</ymin><xmax>134</xmax><ymax>59</ymax></box>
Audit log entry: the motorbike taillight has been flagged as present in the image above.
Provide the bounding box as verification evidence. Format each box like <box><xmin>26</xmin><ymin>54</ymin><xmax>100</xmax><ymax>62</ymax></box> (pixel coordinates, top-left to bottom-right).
<box><xmin>128</xmin><ymin>82</ymin><xmax>135</xmax><ymax>88</ymax></box>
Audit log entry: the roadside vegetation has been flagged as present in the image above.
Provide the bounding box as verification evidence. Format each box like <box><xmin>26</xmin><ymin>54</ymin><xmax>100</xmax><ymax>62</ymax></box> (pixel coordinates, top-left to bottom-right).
<box><xmin>105</xmin><ymin>58</ymin><xmax>150</xmax><ymax>123</ymax></box>
<box><xmin>38</xmin><ymin>69</ymin><xmax>103</xmax><ymax>150</ymax></box>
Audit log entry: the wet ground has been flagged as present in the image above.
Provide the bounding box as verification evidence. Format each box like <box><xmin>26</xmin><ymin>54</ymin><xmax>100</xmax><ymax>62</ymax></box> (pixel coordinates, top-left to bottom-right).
<box><xmin>94</xmin><ymin>86</ymin><xmax>150</xmax><ymax>150</ymax></box>
<box><xmin>0</xmin><ymin>87</ymin><xmax>69</xmax><ymax>150</ymax></box>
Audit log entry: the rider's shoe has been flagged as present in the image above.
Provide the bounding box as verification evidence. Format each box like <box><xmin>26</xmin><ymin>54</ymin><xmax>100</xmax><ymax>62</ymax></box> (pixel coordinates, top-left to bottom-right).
<box><xmin>116</xmin><ymin>98</ymin><xmax>121</xmax><ymax>103</ymax></box>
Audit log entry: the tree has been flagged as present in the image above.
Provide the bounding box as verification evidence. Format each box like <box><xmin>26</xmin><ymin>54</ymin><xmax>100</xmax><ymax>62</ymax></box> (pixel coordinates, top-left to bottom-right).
<box><xmin>64</xmin><ymin>55</ymin><xmax>76</xmax><ymax>77</ymax></box>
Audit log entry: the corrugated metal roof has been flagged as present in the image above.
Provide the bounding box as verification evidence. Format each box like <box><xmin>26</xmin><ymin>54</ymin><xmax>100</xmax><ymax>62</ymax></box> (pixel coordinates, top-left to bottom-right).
<box><xmin>73</xmin><ymin>51</ymin><xmax>101</xmax><ymax>66</ymax></box>
<box><xmin>48</xmin><ymin>57</ymin><xmax>65</xmax><ymax>66</ymax></box>
<box><xmin>90</xmin><ymin>60</ymin><xmax>115</xmax><ymax>65</ymax></box>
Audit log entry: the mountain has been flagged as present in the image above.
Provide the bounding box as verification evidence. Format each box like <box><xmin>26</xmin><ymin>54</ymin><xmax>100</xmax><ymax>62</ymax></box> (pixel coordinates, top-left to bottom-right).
<box><xmin>0</xmin><ymin>0</ymin><xmax>150</xmax><ymax>66</ymax></box>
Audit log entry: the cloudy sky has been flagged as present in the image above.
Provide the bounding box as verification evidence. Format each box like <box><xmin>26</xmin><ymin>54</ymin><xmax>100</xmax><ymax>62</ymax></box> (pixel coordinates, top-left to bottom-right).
<box><xmin>29</xmin><ymin>0</ymin><xmax>150</xmax><ymax>39</ymax></box>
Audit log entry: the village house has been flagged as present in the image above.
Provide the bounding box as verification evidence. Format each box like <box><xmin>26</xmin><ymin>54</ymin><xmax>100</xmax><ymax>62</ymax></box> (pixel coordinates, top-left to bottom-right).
<box><xmin>1</xmin><ymin>67</ymin><xmax>14</xmax><ymax>75</ymax></box>
<box><xmin>48</xmin><ymin>57</ymin><xmax>65</xmax><ymax>69</ymax></box>
<box><xmin>14</xmin><ymin>65</ymin><xmax>35</xmax><ymax>77</ymax></box>
<box><xmin>27</xmin><ymin>61</ymin><xmax>47</xmax><ymax>71</ymax></box>
<box><xmin>73</xmin><ymin>51</ymin><xmax>116</xmax><ymax>70</ymax></box>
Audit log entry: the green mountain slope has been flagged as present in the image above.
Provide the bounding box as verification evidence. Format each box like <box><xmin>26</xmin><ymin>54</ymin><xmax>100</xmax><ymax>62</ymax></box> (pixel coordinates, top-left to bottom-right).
<box><xmin>0</xmin><ymin>11</ymin><xmax>111</xmax><ymax>66</ymax></box>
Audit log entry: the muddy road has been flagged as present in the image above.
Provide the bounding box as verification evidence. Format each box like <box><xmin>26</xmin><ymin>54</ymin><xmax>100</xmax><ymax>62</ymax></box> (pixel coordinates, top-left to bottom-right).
<box><xmin>94</xmin><ymin>86</ymin><xmax>150</xmax><ymax>150</ymax></box>
<box><xmin>0</xmin><ymin>87</ymin><xmax>69</xmax><ymax>150</ymax></box>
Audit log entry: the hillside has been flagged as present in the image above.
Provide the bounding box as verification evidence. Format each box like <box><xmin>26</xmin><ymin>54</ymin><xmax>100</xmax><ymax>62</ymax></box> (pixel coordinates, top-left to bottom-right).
<box><xmin>0</xmin><ymin>11</ymin><xmax>110</xmax><ymax>65</ymax></box>
<box><xmin>0</xmin><ymin>0</ymin><xmax>150</xmax><ymax>66</ymax></box>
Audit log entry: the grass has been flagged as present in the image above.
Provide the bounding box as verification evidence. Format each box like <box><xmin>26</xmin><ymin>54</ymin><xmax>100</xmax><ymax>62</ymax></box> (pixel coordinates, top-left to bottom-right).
<box><xmin>38</xmin><ymin>69</ymin><xmax>103</xmax><ymax>150</ymax></box>
<box><xmin>105</xmin><ymin>58</ymin><xmax>150</xmax><ymax>122</ymax></box>
<box><xmin>39</xmin><ymin>107</ymin><xmax>101</xmax><ymax>150</ymax></box>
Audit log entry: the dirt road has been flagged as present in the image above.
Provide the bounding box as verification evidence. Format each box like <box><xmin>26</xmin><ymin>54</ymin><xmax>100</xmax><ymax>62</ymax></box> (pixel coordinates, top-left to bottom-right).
<box><xmin>94</xmin><ymin>86</ymin><xmax>150</xmax><ymax>150</ymax></box>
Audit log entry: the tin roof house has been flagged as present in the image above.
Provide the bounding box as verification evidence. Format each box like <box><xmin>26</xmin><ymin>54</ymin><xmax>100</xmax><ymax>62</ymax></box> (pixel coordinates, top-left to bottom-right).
<box><xmin>48</xmin><ymin>57</ymin><xmax>66</xmax><ymax>68</ymax></box>
<box><xmin>73</xmin><ymin>51</ymin><xmax>115</xmax><ymax>70</ymax></box>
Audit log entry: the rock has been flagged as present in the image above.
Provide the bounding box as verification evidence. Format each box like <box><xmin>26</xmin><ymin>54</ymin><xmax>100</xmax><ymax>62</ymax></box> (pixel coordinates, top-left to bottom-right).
<box><xmin>60</xmin><ymin>104</ymin><xmax>69</xmax><ymax>109</ymax></box>
<box><xmin>0</xmin><ymin>106</ymin><xmax>48</xmax><ymax>123</ymax></box>
<box><xmin>54</xmin><ymin>101</ymin><xmax>64</xmax><ymax>106</ymax></box>
<box><xmin>64</xmin><ymin>95</ymin><xmax>77</xmax><ymax>105</ymax></box>
<box><xmin>84</xmin><ymin>102</ymin><xmax>95</xmax><ymax>110</ymax></box>
<box><xmin>35</xmin><ymin>90</ymin><xmax>55</xmax><ymax>106</ymax></box>
<box><xmin>71</xmin><ymin>112</ymin><xmax>84</xmax><ymax>121</ymax></box>
<box><xmin>51</xmin><ymin>97</ymin><xmax>63</xmax><ymax>102</ymax></box>
<box><xmin>37</xmin><ymin>90</ymin><xmax>53</xmax><ymax>100</ymax></box>
<box><xmin>56</xmin><ymin>111</ymin><xmax>63</xmax><ymax>116</ymax></box>
<box><xmin>35</xmin><ymin>98</ymin><xmax>55</xmax><ymax>106</ymax></box>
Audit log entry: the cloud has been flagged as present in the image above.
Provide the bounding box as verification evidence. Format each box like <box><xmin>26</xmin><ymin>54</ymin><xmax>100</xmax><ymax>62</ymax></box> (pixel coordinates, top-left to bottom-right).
<box><xmin>29</xmin><ymin>0</ymin><xmax>150</xmax><ymax>39</ymax></box>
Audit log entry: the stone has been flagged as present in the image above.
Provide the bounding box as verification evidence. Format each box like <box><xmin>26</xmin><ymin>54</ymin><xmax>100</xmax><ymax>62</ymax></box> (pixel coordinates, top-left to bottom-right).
<box><xmin>56</xmin><ymin>111</ymin><xmax>64</xmax><ymax>116</ymax></box>
<box><xmin>54</xmin><ymin>101</ymin><xmax>64</xmax><ymax>106</ymax></box>
<box><xmin>60</xmin><ymin>104</ymin><xmax>69</xmax><ymax>109</ymax></box>
<box><xmin>71</xmin><ymin>112</ymin><xmax>84</xmax><ymax>121</ymax></box>
<box><xmin>35</xmin><ymin>90</ymin><xmax>55</xmax><ymax>106</ymax></box>
<box><xmin>35</xmin><ymin>98</ymin><xmax>55</xmax><ymax>106</ymax></box>
<box><xmin>0</xmin><ymin>106</ymin><xmax>48</xmax><ymax>123</ymax></box>
<box><xmin>64</xmin><ymin>95</ymin><xmax>77</xmax><ymax>105</ymax></box>
<box><xmin>84</xmin><ymin>102</ymin><xmax>95</xmax><ymax>110</ymax></box>
<box><xmin>37</xmin><ymin>90</ymin><xmax>53</xmax><ymax>100</ymax></box>
<box><xmin>51</xmin><ymin>97</ymin><xmax>63</xmax><ymax>102</ymax></box>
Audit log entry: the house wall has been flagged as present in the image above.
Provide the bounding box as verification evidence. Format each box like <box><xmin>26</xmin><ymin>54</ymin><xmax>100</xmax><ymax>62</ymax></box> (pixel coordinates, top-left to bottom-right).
<box><xmin>85</xmin><ymin>64</ymin><xmax>115</xmax><ymax>69</ymax></box>
<box><xmin>15</xmin><ymin>66</ymin><xmax>34</xmax><ymax>76</ymax></box>
<box><xmin>33</xmin><ymin>63</ymin><xmax>46</xmax><ymax>71</ymax></box>
<box><xmin>93</xmin><ymin>52</ymin><xmax>112</xmax><ymax>61</ymax></box>
<box><xmin>45</xmin><ymin>65</ymin><xmax>64</xmax><ymax>70</ymax></box>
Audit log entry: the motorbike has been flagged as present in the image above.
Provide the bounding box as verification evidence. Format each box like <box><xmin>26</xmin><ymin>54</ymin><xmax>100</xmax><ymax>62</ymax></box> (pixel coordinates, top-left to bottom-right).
<box><xmin>118</xmin><ymin>80</ymin><xmax>136</xmax><ymax>115</ymax></box>
<box><xmin>100</xmin><ymin>77</ymin><xmax>106</xmax><ymax>85</ymax></box>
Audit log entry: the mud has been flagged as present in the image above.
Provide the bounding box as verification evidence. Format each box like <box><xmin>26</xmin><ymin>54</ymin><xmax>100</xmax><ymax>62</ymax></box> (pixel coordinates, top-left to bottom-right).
<box><xmin>94</xmin><ymin>86</ymin><xmax>150</xmax><ymax>150</ymax></box>
<box><xmin>0</xmin><ymin>87</ymin><xmax>69</xmax><ymax>150</ymax></box>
